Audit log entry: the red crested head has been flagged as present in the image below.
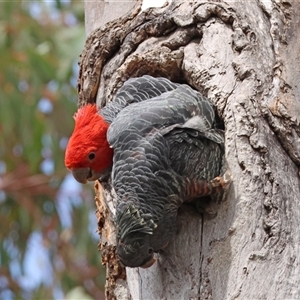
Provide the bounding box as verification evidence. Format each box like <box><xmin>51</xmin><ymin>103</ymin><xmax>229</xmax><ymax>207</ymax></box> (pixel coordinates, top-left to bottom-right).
<box><xmin>64</xmin><ymin>104</ymin><xmax>113</xmax><ymax>183</ymax></box>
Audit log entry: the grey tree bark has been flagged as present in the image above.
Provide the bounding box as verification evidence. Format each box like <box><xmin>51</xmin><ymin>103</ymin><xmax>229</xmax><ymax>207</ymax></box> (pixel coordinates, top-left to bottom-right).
<box><xmin>81</xmin><ymin>0</ymin><xmax>300</xmax><ymax>299</ymax></box>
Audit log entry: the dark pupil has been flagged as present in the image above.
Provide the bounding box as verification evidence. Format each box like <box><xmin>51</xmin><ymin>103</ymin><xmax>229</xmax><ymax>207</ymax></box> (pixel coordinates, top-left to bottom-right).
<box><xmin>88</xmin><ymin>153</ymin><xmax>95</xmax><ymax>160</ymax></box>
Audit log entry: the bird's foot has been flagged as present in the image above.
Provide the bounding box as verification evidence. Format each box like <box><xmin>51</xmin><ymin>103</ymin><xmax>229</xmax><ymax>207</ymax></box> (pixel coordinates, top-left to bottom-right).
<box><xmin>210</xmin><ymin>169</ymin><xmax>232</xmax><ymax>202</ymax></box>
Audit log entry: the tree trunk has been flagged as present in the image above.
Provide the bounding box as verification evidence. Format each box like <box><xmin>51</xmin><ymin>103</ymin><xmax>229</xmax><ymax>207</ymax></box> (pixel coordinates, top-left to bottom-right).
<box><xmin>80</xmin><ymin>0</ymin><xmax>300</xmax><ymax>299</ymax></box>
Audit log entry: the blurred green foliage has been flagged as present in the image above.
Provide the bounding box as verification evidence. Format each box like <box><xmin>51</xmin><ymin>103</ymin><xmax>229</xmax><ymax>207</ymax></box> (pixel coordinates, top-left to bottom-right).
<box><xmin>0</xmin><ymin>1</ymin><xmax>105</xmax><ymax>299</ymax></box>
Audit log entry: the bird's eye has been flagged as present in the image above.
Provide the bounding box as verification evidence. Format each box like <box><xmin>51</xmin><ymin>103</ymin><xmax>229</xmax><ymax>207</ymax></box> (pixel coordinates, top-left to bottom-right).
<box><xmin>148</xmin><ymin>248</ymin><xmax>153</xmax><ymax>255</ymax></box>
<box><xmin>88</xmin><ymin>152</ymin><xmax>96</xmax><ymax>160</ymax></box>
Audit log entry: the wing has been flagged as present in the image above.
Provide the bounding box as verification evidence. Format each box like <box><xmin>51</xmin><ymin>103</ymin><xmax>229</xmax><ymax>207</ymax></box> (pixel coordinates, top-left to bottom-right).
<box><xmin>100</xmin><ymin>75</ymin><xmax>179</xmax><ymax>124</ymax></box>
<box><xmin>107</xmin><ymin>84</ymin><xmax>220</xmax><ymax>147</ymax></box>
<box><xmin>164</xmin><ymin>127</ymin><xmax>224</xmax><ymax>182</ymax></box>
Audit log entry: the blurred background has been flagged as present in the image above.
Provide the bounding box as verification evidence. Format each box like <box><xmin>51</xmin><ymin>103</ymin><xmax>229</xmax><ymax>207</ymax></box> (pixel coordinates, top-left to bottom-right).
<box><xmin>0</xmin><ymin>1</ymin><xmax>106</xmax><ymax>299</ymax></box>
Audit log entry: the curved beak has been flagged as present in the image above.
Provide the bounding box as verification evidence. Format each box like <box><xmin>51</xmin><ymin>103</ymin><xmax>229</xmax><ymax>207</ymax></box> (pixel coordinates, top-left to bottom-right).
<box><xmin>140</xmin><ymin>256</ymin><xmax>156</xmax><ymax>269</ymax></box>
<box><xmin>71</xmin><ymin>168</ymin><xmax>102</xmax><ymax>184</ymax></box>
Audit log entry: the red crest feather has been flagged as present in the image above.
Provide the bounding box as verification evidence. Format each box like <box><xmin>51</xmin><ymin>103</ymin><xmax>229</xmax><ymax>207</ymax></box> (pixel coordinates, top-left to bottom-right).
<box><xmin>65</xmin><ymin>104</ymin><xmax>113</xmax><ymax>171</ymax></box>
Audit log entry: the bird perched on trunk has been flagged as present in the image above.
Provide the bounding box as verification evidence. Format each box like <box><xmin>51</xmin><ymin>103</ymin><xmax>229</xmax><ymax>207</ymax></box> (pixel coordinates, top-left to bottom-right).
<box><xmin>65</xmin><ymin>76</ymin><xmax>226</xmax><ymax>268</ymax></box>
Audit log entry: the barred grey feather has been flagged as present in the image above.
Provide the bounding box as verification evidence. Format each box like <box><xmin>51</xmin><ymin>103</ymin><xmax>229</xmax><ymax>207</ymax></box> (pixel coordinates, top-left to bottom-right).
<box><xmin>108</xmin><ymin>76</ymin><xmax>224</xmax><ymax>268</ymax></box>
<box><xmin>100</xmin><ymin>75</ymin><xmax>179</xmax><ymax>124</ymax></box>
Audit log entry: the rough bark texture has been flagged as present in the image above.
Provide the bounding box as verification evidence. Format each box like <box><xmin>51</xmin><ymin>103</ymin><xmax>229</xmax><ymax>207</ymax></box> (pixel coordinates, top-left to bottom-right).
<box><xmin>80</xmin><ymin>0</ymin><xmax>300</xmax><ymax>299</ymax></box>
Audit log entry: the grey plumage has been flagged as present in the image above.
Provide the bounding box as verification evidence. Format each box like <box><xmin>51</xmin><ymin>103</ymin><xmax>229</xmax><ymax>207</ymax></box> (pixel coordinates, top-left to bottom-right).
<box><xmin>107</xmin><ymin>76</ymin><xmax>224</xmax><ymax>268</ymax></box>
<box><xmin>100</xmin><ymin>75</ymin><xmax>179</xmax><ymax>124</ymax></box>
